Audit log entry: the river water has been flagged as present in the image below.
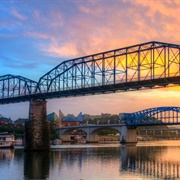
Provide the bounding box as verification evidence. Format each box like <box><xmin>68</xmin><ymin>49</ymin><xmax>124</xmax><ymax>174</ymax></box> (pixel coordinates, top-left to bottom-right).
<box><xmin>0</xmin><ymin>140</ymin><xmax>180</xmax><ymax>180</ymax></box>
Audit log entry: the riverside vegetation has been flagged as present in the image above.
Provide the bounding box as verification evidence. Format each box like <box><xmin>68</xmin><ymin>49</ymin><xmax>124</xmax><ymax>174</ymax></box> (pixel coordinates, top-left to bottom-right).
<box><xmin>0</xmin><ymin>122</ymin><xmax>59</xmax><ymax>140</ymax></box>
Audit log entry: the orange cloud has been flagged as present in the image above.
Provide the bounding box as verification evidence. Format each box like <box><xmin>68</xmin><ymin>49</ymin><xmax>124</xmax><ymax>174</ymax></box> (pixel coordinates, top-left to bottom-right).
<box><xmin>37</xmin><ymin>0</ymin><xmax>180</xmax><ymax>60</ymax></box>
<box><xmin>46</xmin><ymin>42</ymin><xmax>79</xmax><ymax>57</ymax></box>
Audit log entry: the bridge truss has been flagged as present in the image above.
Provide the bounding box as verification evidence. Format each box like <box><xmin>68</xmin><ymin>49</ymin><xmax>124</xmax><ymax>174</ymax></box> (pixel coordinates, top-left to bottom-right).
<box><xmin>38</xmin><ymin>41</ymin><xmax>180</xmax><ymax>95</ymax></box>
<box><xmin>120</xmin><ymin>106</ymin><xmax>180</xmax><ymax>126</ymax></box>
<box><xmin>0</xmin><ymin>41</ymin><xmax>180</xmax><ymax>103</ymax></box>
<box><xmin>0</xmin><ymin>74</ymin><xmax>38</xmax><ymax>103</ymax></box>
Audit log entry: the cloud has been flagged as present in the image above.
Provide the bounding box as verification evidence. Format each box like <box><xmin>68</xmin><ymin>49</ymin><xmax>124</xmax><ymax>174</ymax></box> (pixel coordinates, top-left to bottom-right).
<box><xmin>45</xmin><ymin>42</ymin><xmax>79</xmax><ymax>57</ymax></box>
<box><xmin>2</xmin><ymin>0</ymin><xmax>180</xmax><ymax>61</ymax></box>
<box><xmin>1</xmin><ymin>0</ymin><xmax>180</xmax><ymax>75</ymax></box>
<box><xmin>35</xmin><ymin>0</ymin><xmax>180</xmax><ymax>59</ymax></box>
<box><xmin>1</xmin><ymin>0</ymin><xmax>180</xmax><ymax>118</ymax></box>
<box><xmin>11</xmin><ymin>7</ymin><xmax>26</xmax><ymax>20</ymax></box>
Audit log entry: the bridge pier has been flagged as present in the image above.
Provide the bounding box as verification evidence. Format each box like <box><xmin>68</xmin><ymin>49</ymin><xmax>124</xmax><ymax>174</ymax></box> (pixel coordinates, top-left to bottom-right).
<box><xmin>24</xmin><ymin>99</ymin><xmax>50</xmax><ymax>151</ymax></box>
<box><xmin>86</xmin><ymin>131</ymin><xmax>99</xmax><ymax>143</ymax></box>
<box><xmin>120</xmin><ymin>126</ymin><xmax>137</xmax><ymax>144</ymax></box>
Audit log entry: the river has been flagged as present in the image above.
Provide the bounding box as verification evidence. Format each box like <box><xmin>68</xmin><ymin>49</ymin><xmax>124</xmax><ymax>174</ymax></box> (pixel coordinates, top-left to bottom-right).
<box><xmin>0</xmin><ymin>140</ymin><xmax>180</xmax><ymax>180</ymax></box>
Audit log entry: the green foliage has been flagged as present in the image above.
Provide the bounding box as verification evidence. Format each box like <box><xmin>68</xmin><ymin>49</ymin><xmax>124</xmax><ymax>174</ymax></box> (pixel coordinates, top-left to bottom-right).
<box><xmin>82</xmin><ymin>115</ymin><xmax>120</xmax><ymax>136</ymax></box>
<box><xmin>98</xmin><ymin>128</ymin><xmax>119</xmax><ymax>135</ymax></box>
<box><xmin>0</xmin><ymin>122</ymin><xmax>58</xmax><ymax>141</ymax></box>
<box><xmin>0</xmin><ymin>125</ymin><xmax>24</xmax><ymax>139</ymax></box>
<box><xmin>83</xmin><ymin>115</ymin><xmax>119</xmax><ymax>124</ymax></box>
<box><xmin>50</xmin><ymin>123</ymin><xmax>59</xmax><ymax>140</ymax></box>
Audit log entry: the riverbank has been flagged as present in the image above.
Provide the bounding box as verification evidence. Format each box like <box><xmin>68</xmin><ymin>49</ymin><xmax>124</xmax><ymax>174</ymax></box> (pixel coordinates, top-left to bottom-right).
<box><xmin>98</xmin><ymin>135</ymin><xmax>120</xmax><ymax>144</ymax></box>
<box><xmin>137</xmin><ymin>136</ymin><xmax>180</xmax><ymax>141</ymax></box>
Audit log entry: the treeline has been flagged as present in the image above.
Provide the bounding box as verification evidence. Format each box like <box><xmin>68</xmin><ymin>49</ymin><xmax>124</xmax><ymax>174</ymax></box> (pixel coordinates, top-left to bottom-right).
<box><xmin>98</xmin><ymin>128</ymin><xmax>119</xmax><ymax>136</ymax></box>
<box><xmin>83</xmin><ymin>115</ymin><xmax>119</xmax><ymax>124</ymax></box>
<box><xmin>83</xmin><ymin>115</ymin><xmax>120</xmax><ymax>135</ymax></box>
<box><xmin>0</xmin><ymin>123</ymin><xmax>59</xmax><ymax>140</ymax></box>
<box><xmin>0</xmin><ymin>125</ymin><xmax>24</xmax><ymax>139</ymax></box>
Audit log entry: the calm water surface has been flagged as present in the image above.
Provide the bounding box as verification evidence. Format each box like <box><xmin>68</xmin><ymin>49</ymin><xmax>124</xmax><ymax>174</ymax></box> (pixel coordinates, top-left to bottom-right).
<box><xmin>1</xmin><ymin>140</ymin><xmax>180</xmax><ymax>180</ymax></box>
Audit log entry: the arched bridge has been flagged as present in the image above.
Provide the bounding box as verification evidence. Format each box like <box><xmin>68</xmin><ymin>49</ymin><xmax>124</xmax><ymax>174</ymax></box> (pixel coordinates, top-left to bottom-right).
<box><xmin>57</xmin><ymin>106</ymin><xmax>180</xmax><ymax>143</ymax></box>
<box><xmin>0</xmin><ymin>41</ymin><xmax>180</xmax><ymax>104</ymax></box>
<box><xmin>120</xmin><ymin>106</ymin><xmax>180</xmax><ymax>126</ymax></box>
<box><xmin>57</xmin><ymin>124</ymin><xmax>135</xmax><ymax>143</ymax></box>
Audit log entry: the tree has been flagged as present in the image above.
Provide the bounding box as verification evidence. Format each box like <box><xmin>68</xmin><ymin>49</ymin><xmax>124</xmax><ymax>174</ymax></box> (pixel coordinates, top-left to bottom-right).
<box><xmin>50</xmin><ymin>122</ymin><xmax>59</xmax><ymax>140</ymax></box>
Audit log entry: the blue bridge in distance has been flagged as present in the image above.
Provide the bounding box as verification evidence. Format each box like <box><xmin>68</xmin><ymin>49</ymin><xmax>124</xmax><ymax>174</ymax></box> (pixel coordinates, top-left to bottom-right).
<box><xmin>119</xmin><ymin>106</ymin><xmax>180</xmax><ymax>126</ymax></box>
<box><xmin>0</xmin><ymin>41</ymin><xmax>180</xmax><ymax>104</ymax></box>
<box><xmin>57</xmin><ymin>106</ymin><xmax>180</xmax><ymax>143</ymax></box>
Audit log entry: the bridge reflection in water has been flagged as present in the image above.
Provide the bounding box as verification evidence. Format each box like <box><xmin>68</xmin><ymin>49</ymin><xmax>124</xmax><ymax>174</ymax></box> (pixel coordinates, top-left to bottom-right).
<box><xmin>121</xmin><ymin>145</ymin><xmax>180</xmax><ymax>179</ymax></box>
<box><xmin>1</xmin><ymin>143</ymin><xmax>180</xmax><ymax>179</ymax></box>
<box><xmin>24</xmin><ymin>152</ymin><xmax>50</xmax><ymax>179</ymax></box>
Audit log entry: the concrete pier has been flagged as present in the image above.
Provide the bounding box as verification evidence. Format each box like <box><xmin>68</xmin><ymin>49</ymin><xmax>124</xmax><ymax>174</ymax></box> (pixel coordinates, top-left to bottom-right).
<box><xmin>24</xmin><ymin>99</ymin><xmax>50</xmax><ymax>151</ymax></box>
<box><xmin>120</xmin><ymin>126</ymin><xmax>137</xmax><ymax>144</ymax></box>
<box><xmin>86</xmin><ymin>131</ymin><xmax>99</xmax><ymax>143</ymax></box>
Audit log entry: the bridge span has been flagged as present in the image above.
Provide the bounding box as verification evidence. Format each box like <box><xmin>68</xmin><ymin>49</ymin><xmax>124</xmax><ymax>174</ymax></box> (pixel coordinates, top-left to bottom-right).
<box><xmin>1</xmin><ymin>41</ymin><xmax>180</xmax><ymax>150</ymax></box>
<box><xmin>57</xmin><ymin>124</ymin><xmax>136</xmax><ymax>143</ymax></box>
<box><xmin>57</xmin><ymin>106</ymin><xmax>180</xmax><ymax>144</ymax></box>
<box><xmin>0</xmin><ymin>41</ymin><xmax>180</xmax><ymax>104</ymax></box>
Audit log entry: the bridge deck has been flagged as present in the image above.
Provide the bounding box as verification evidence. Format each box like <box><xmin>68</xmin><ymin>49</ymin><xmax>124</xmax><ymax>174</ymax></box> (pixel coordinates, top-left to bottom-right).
<box><xmin>0</xmin><ymin>76</ymin><xmax>180</xmax><ymax>104</ymax></box>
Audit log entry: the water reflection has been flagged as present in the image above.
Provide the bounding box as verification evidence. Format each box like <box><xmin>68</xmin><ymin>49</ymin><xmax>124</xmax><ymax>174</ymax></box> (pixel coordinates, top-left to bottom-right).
<box><xmin>0</xmin><ymin>142</ymin><xmax>180</xmax><ymax>179</ymax></box>
<box><xmin>49</xmin><ymin>147</ymin><xmax>122</xmax><ymax>180</ymax></box>
<box><xmin>0</xmin><ymin>149</ymin><xmax>14</xmax><ymax>162</ymax></box>
<box><xmin>24</xmin><ymin>152</ymin><xmax>50</xmax><ymax>180</ymax></box>
<box><xmin>121</xmin><ymin>145</ymin><xmax>180</xmax><ymax>179</ymax></box>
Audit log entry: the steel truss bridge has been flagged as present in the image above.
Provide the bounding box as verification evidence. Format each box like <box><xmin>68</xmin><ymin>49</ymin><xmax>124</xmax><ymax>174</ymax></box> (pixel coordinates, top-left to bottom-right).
<box><xmin>0</xmin><ymin>41</ymin><xmax>180</xmax><ymax>104</ymax></box>
<box><xmin>120</xmin><ymin>106</ymin><xmax>180</xmax><ymax>126</ymax></box>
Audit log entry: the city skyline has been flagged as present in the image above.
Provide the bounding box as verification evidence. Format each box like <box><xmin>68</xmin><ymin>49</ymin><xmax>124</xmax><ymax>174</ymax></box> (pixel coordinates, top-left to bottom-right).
<box><xmin>1</xmin><ymin>0</ymin><xmax>180</xmax><ymax>119</ymax></box>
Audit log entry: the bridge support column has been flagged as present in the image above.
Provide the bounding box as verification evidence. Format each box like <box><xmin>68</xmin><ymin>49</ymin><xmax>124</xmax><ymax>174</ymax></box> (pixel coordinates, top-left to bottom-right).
<box><xmin>86</xmin><ymin>131</ymin><xmax>99</xmax><ymax>143</ymax></box>
<box><xmin>24</xmin><ymin>100</ymin><xmax>50</xmax><ymax>151</ymax></box>
<box><xmin>120</xmin><ymin>126</ymin><xmax>137</xmax><ymax>144</ymax></box>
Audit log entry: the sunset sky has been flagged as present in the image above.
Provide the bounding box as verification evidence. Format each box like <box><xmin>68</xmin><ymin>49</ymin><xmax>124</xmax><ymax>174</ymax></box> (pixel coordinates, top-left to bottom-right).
<box><xmin>1</xmin><ymin>0</ymin><xmax>180</xmax><ymax>120</ymax></box>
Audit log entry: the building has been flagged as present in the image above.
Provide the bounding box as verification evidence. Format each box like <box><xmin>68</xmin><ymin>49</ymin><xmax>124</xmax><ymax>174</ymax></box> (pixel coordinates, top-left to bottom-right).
<box><xmin>61</xmin><ymin>114</ymin><xmax>78</xmax><ymax>126</ymax></box>
<box><xmin>47</xmin><ymin>112</ymin><xmax>61</xmax><ymax>127</ymax></box>
<box><xmin>0</xmin><ymin>114</ymin><xmax>12</xmax><ymax>125</ymax></box>
<box><xmin>13</xmin><ymin>112</ymin><xmax>60</xmax><ymax>127</ymax></box>
<box><xmin>0</xmin><ymin>132</ymin><xmax>14</xmax><ymax>148</ymax></box>
<box><xmin>61</xmin><ymin>112</ymin><xmax>83</xmax><ymax>126</ymax></box>
<box><xmin>14</xmin><ymin>118</ymin><xmax>28</xmax><ymax>126</ymax></box>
